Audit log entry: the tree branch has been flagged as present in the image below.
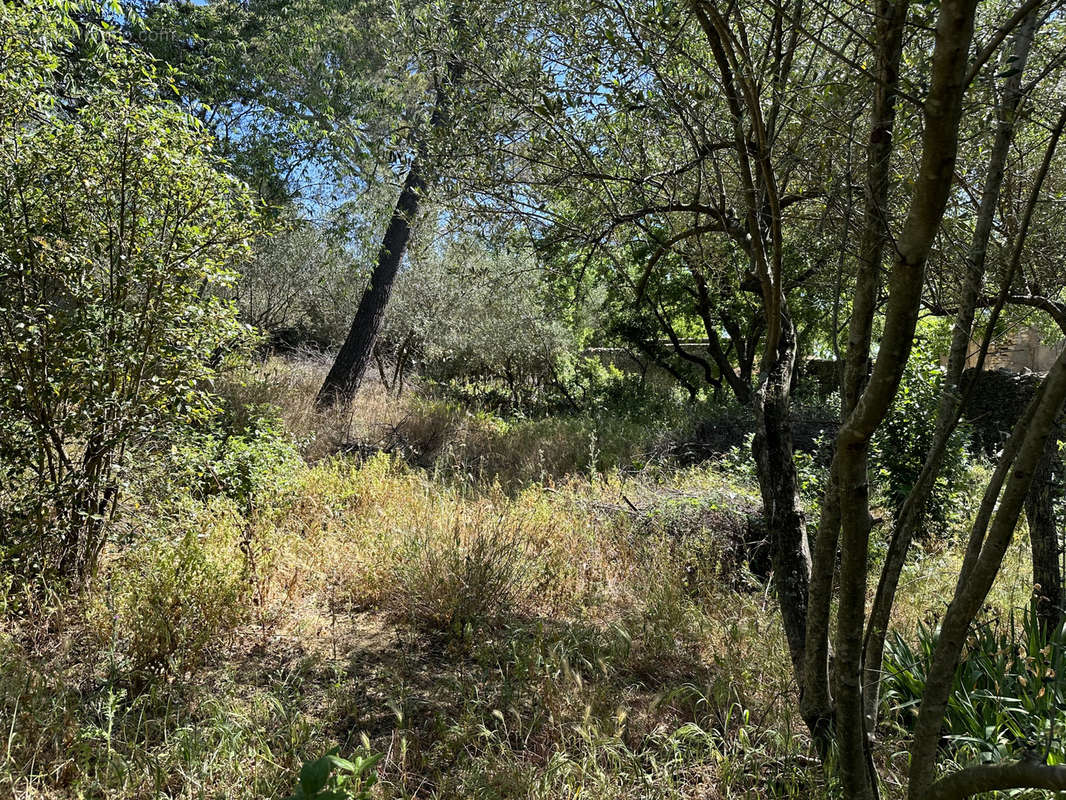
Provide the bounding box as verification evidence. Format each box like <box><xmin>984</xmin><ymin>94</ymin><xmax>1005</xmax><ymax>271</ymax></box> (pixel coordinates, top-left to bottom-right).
<box><xmin>927</xmin><ymin>762</ymin><xmax>1066</xmax><ymax>800</ymax></box>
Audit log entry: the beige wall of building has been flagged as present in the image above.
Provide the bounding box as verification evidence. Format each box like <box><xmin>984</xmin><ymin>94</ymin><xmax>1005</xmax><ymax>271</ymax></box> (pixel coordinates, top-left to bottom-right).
<box><xmin>964</xmin><ymin>326</ymin><xmax>1062</xmax><ymax>373</ymax></box>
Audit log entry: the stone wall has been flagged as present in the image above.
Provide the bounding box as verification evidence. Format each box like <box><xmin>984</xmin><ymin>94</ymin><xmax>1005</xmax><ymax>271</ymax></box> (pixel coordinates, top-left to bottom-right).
<box><xmin>962</xmin><ymin>326</ymin><xmax>1061</xmax><ymax>373</ymax></box>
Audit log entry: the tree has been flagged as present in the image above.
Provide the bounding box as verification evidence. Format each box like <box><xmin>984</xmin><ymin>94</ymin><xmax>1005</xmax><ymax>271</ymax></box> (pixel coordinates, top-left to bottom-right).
<box><xmin>314</xmin><ymin>41</ymin><xmax>462</xmax><ymax>407</ymax></box>
<box><xmin>0</xmin><ymin>0</ymin><xmax>257</xmax><ymax>586</ymax></box>
<box><xmin>478</xmin><ymin>0</ymin><xmax>1066</xmax><ymax>794</ymax></box>
<box><xmin>134</xmin><ymin>0</ymin><xmax>533</xmax><ymax>408</ymax></box>
<box><xmin>376</xmin><ymin>227</ymin><xmax>580</xmax><ymax>404</ymax></box>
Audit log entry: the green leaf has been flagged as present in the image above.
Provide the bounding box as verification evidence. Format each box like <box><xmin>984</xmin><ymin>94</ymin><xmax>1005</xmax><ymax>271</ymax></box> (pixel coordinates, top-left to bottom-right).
<box><xmin>299</xmin><ymin>755</ymin><xmax>333</xmax><ymax>795</ymax></box>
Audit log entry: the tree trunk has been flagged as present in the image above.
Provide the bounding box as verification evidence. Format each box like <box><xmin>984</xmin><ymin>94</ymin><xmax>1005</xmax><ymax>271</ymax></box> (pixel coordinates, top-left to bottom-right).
<box><xmin>1025</xmin><ymin>442</ymin><xmax>1063</xmax><ymax>632</ymax></box>
<box><xmin>802</xmin><ymin>0</ymin><xmax>908</xmax><ymax>742</ymax></box>
<box><xmin>908</xmin><ymin>345</ymin><xmax>1066</xmax><ymax>799</ymax></box>
<box><xmin>831</xmin><ymin>0</ymin><xmax>981</xmax><ymax>792</ymax></box>
<box><xmin>860</xmin><ymin>5</ymin><xmax>1041</xmax><ymax>729</ymax></box>
<box><xmin>315</xmin><ymin>160</ymin><xmax>425</xmax><ymax>408</ymax></box>
<box><xmin>752</xmin><ymin>314</ymin><xmax>811</xmax><ymax>683</ymax></box>
<box><xmin>316</xmin><ymin>42</ymin><xmax>464</xmax><ymax>409</ymax></box>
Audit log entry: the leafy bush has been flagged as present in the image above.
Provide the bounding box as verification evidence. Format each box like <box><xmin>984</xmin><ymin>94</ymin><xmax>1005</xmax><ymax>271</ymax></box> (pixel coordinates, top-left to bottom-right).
<box><xmin>870</xmin><ymin>346</ymin><xmax>973</xmax><ymax>536</ymax></box>
<box><xmin>237</xmin><ymin>219</ymin><xmax>358</xmax><ymax>347</ymax></box>
<box><xmin>167</xmin><ymin>404</ymin><xmax>302</xmax><ymax>510</ymax></box>
<box><xmin>882</xmin><ymin>607</ymin><xmax>1066</xmax><ymax>765</ymax></box>
<box><xmin>560</xmin><ymin>356</ymin><xmax>690</xmax><ymax>419</ymax></box>
<box><xmin>0</xmin><ymin>1</ymin><xmax>257</xmax><ymax>585</ymax></box>
<box><xmin>379</xmin><ymin>233</ymin><xmax>584</xmax><ymax>409</ymax></box>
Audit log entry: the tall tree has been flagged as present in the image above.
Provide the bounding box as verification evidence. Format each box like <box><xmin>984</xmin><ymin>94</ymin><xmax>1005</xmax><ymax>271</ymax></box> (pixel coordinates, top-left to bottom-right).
<box><xmin>316</xmin><ymin>46</ymin><xmax>463</xmax><ymax>407</ymax></box>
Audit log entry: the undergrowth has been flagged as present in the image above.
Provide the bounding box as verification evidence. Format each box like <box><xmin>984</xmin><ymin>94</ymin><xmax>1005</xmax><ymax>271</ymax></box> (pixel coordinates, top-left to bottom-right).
<box><xmin>0</xmin><ymin>358</ymin><xmax>1037</xmax><ymax>800</ymax></box>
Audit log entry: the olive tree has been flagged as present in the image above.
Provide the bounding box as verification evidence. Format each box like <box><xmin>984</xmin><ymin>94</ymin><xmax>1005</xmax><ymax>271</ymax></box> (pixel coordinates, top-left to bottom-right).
<box><xmin>377</xmin><ymin>230</ymin><xmax>579</xmax><ymax>403</ymax></box>
<box><xmin>480</xmin><ymin>0</ymin><xmax>1066</xmax><ymax>795</ymax></box>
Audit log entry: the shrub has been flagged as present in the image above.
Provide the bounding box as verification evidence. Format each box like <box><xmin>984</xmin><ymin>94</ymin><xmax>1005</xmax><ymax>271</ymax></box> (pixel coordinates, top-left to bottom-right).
<box><xmin>380</xmin><ymin>233</ymin><xmax>583</xmax><ymax>410</ymax></box>
<box><xmin>167</xmin><ymin>404</ymin><xmax>303</xmax><ymax>510</ymax></box>
<box><xmin>0</xmin><ymin>2</ymin><xmax>257</xmax><ymax>585</ymax></box>
<box><xmin>561</xmin><ymin>356</ymin><xmax>689</xmax><ymax>419</ymax></box>
<box><xmin>881</xmin><ymin>606</ymin><xmax>1066</xmax><ymax>765</ymax></box>
<box><xmin>95</xmin><ymin>503</ymin><xmax>248</xmax><ymax>678</ymax></box>
<box><xmin>237</xmin><ymin>219</ymin><xmax>358</xmax><ymax>347</ymax></box>
<box><xmin>870</xmin><ymin>345</ymin><xmax>973</xmax><ymax>536</ymax></box>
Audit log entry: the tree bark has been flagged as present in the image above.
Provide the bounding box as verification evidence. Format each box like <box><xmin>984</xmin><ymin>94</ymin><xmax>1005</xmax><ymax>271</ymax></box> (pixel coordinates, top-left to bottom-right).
<box><xmin>752</xmin><ymin>313</ymin><xmax>811</xmax><ymax>682</ymax></box>
<box><xmin>1025</xmin><ymin>441</ymin><xmax>1063</xmax><ymax>632</ymax></box>
<box><xmin>831</xmin><ymin>0</ymin><xmax>981</xmax><ymax>793</ymax></box>
<box><xmin>926</xmin><ymin>762</ymin><xmax>1066</xmax><ymax>800</ymax></box>
<box><xmin>908</xmin><ymin>345</ymin><xmax>1066</xmax><ymax>799</ymax></box>
<box><xmin>860</xmin><ymin>5</ymin><xmax>1041</xmax><ymax>730</ymax></box>
<box><xmin>316</xmin><ymin>161</ymin><xmax>424</xmax><ymax>408</ymax></box>
<box><xmin>801</xmin><ymin>0</ymin><xmax>908</xmax><ymax>741</ymax></box>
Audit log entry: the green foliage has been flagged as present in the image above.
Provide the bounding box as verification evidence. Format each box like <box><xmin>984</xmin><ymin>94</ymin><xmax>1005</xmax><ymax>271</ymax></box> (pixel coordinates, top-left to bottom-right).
<box><xmin>236</xmin><ymin>218</ymin><xmax>358</xmax><ymax>345</ymax></box>
<box><xmin>381</xmin><ymin>232</ymin><xmax>584</xmax><ymax>410</ymax></box>
<box><xmin>793</xmin><ymin>435</ymin><xmax>832</xmax><ymax>509</ymax></box>
<box><xmin>0</xmin><ymin>0</ymin><xmax>258</xmax><ymax>584</ymax></box>
<box><xmin>560</xmin><ymin>357</ymin><xmax>690</xmax><ymax>419</ymax></box>
<box><xmin>882</xmin><ymin>607</ymin><xmax>1066</xmax><ymax>765</ymax></box>
<box><xmin>285</xmin><ymin>747</ymin><xmax>381</xmax><ymax>800</ymax></box>
<box><xmin>870</xmin><ymin>345</ymin><xmax>973</xmax><ymax>536</ymax></box>
<box><xmin>168</xmin><ymin>404</ymin><xmax>302</xmax><ymax>510</ymax></box>
<box><xmin>718</xmin><ymin>432</ymin><xmax>759</xmax><ymax>488</ymax></box>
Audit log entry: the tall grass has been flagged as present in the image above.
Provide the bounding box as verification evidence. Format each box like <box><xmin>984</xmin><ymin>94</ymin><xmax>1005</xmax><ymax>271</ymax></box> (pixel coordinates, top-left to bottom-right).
<box><xmin>0</xmin><ymin>434</ymin><xmax>820</xmax><ymax>799</ymax></box>
<box><xmin>217</xmin><ymin>356</ymin><xmax>678</xmax><ymax>487</ymax></box>
<box><xmin>0</xmin><ymin>357</ymin><xmax>1041</xmax><ymax>800</ymax></box>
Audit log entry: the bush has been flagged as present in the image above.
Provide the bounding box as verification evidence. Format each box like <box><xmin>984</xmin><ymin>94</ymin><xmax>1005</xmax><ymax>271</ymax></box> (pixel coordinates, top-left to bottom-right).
<box><xmin>94</xmin><ymin>502</ymin><xmax>248</xmax><ymax>678</ymax></box>
<box><xmin>379</xmin><ymin>233</ymin><xmax>584</xmax><ymax>410</ymax></box>
<box><xmin>0</xmin><ymin>2</ymin><xmax>257</xmax><ymax>585</ymax></box>
<box><xmin>870</xmin><ymin>345</ymin><xmax>973</xmax><ymax>536</ymax></box>
<box><xmin>560</xmin><ymin>357</ymin><xmax>689</xmax><ymax>419</ymax></box>
<box><xmin>166</xmin><ymin>404</ymin><xmax>303</xmax><ymax>510</ymax></box>
<box><xmin>236</xmin><ymin>219</ymin><xmax>358</xmax><ymax>347</ymax></box>
<box><xmin>392</xmin><ymin>515</ymin><xmax>537</xmax><ymax>634</ymax></box>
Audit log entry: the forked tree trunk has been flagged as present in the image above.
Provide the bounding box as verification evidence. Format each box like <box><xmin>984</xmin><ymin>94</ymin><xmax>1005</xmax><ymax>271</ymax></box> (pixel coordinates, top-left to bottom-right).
<box><xmin>801</xmin><ymin>0</ymin><xmax>908</xmax><ymax>743</ymax></box>
<box><xmin>860</xmin><ymin>6</ymin><xmax>1041</xmax><ymax>730</ymax></box>
<box><xmin>830</xmin><ymin>0</ymin><xmax>981</xmax><ymax>793</ymax></box>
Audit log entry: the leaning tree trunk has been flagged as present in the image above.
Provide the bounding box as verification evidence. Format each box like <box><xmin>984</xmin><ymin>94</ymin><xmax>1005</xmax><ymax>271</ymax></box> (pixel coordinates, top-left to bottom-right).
<box><xmin>316</xmin><ymin>48</ymin><xmax>464</xmax><ymax>409</ymax></box>
<box><xmin>316</xmin><ymin>161</ymin><xmax>425</xmax><ymax>408</ymax></box>
<box><xmin>909</xmin><ymin>345</ymin><xmax>1066</xmax><ymax>799</ymax></box>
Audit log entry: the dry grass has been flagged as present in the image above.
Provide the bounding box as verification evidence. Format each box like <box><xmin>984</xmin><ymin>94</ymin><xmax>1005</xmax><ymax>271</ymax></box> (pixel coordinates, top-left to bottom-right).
<box><xmin>218</xmin><ymin>356</ymin><xmax>665</xmax><ymax>486</ymax></box>
<box><xmin>0</xmin><ymin>357</ymin><xmax>1036</xmax><ymax>800</ymax></box>
<box><xmin>0</xmin><ymin>440</ymin><xmax>821</xmax><ymax>799</ymax></box>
